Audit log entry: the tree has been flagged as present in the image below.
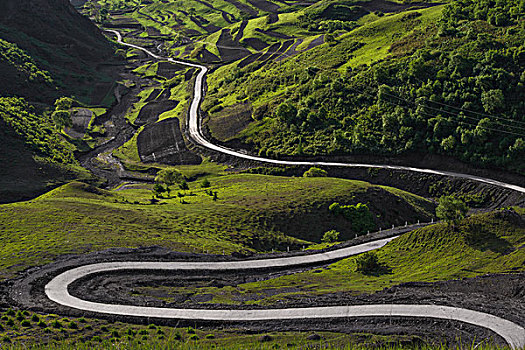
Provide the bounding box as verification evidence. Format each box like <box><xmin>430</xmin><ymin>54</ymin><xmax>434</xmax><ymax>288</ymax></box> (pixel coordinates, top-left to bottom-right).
<box><xmin>481</xmin><ymin>89</ymin><xmax>504</xmax><ymax>114</ymax></box>
<box><xmin>152</xmin><ymin>183</ymin><xmax>166</xmax><ymax>198</ymax></box>
<box><xmin>303</xmin><ymin>167</ymin><xmax>327</xmax><ymax>177</ymax></box>
<box><xmin>51</xmin><ymin>110</ymin><xmax>72</xmax><ymax>130</ymax></box>
<box><xmin>275</xmin><ymin>102</ymin><xmax>297</xmax><ymax>125</ymax></box>
<box><xmin>436</xmin><ymin>196</ymin><xmax>468</xmax><ymax>225</ymax></box>
<box><xmin>54</xmin><ymin>97</ymin><xmax>73</xmax><ymax>111</ymax></box>
<box><xmin>155</xmin><ymin>168</ymin><xmax>185</xmax><ymax>191</ymax></box>
<box><xmin>321</xmin><ymin>230</ymin><xmax>340</xmax><ymax>243</ymax></box>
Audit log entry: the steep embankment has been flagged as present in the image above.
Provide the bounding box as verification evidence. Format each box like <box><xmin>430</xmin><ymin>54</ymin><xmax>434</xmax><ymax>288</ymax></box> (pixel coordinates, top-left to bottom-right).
<box><xmin>0</xmin><ymin>176</ymin><xmax>434</xmax><ymax>279</ymax></box>
<box><xmin>0</xmin><ymin>0</ymin><xmax>114</xmax><ymax>102</ymax></box>
<box><xmin>0</xmin><ymin>0</ymin><xmax>116</xmax><ymax>202</ymax></box>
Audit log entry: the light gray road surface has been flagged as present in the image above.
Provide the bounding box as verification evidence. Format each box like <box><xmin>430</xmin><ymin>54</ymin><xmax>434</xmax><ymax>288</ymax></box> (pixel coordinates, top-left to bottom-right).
<box><xmin>46</xmin><ymin>235</ymin><xmax>525</xmax><ymax>349</ymax></box>
<box><xmin>107</xmin><ymin>29</ymin><xmax>525</xmax><ymax>195</ymax></box>
<box><xmin>51</xmin><ymin>30</ymin><xmax>525</xmax><ymax>349</ymax></box>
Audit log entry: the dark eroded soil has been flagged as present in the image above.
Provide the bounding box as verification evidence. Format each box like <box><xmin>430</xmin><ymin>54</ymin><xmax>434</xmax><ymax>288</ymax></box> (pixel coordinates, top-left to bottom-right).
<box><xmin>137</xmin><ymin>118</ymin><xmax>202</xmax><ymax>165</ymax></box>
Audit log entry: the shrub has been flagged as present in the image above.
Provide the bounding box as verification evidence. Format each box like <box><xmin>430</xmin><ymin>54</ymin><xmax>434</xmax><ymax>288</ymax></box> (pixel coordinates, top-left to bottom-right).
<box><xmin>5</xmin><ymin>309</ymin><xmax>15</xmax><ymax>316</ymax></box>
<box><xmin>6</xmin><ymin>318</ymin><xmax>14</xmax><ymax>326</ymax></box>
<box><xmin>2</xmin><ymin>335</ymin><xmax>11</xmax><ymax>343</ymax></box>
<box><xmin>31</xmin><ymin>314</ymin><xmax>40</xmax><ymax>322</ymax></box>
<box><xmin>37</xmin><ymin>320</ymin><xmax>47</xmax><ymax>328</ymax></box>
<box><xmin>303</xmin><ymin>167</ymin><xmax>327</xmax><ymax>177</ymax></box>
<box><xmin>436</xmin><ymin>196</ymin><xmax>468</xmax><ymax>224</ymax></box>
<box><xmin>201</xmin><ymin>178</ymin><xmax>211</xmax><ymax>188</ymax></box>
<box><xmin>321</xmin><ymin>230</ymin><xmax>340</xmax><ymax>243</ymax></box>
<box><xmin>139</xmin><ymin>329</ymin><xmax>149</xmax><ymax>335</ymax></box>
<box><xmin>187</xmin><ymin>327</ymin><xmax>196</xmax><ymax>334</ymax></box>
<box><xmin>355</xmin><ymin>252</ymin><xmax>382</xmax><ymax>274</ymax></box>
<box><xmin>173</xmin><ymin>332</ymin><xmax>182</xmax><ymax>340</ymax></box>
<box><xmin>205</xmin><ymin>333</ymin><xmax>215</xmax><ymax>339</ymax></box>
<box><xmin>15</xmin><ymin>311</ymin><xmax>24</xmax><ymax>321</ymax></box>
<box><xmin>21</xmin><ymin>320</ymin><xmax>31</xmax><ymax>327</ymax></box>
<box><xmin>189</xmin><ymin>334</ymin><xmax>199</xmax><ymax>340</ymax></box>
<box><xmin>111</xmin><ymin>330</ymin><xmax>120</xmax><ymax>338</ymax></box>
<box><xmin>52</xmin><ymin>320</ymin><xmax>62</xmax><ymax>328</ymax></box>
<box><xmin>329</xmin><ymin>202</ymin><xmax>375</xmax><ymax>234</ymax></box>
<box><xmin>69</xmin><ymin>321</ymin><xmax>78</xmax><ymax>329</ymax></box>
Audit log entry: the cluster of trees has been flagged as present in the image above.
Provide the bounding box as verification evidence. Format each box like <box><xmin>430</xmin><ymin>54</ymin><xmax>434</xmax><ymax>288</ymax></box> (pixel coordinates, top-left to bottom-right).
<box><xmin>298</xmin><ymin>0</ymin><xmax>368</xmax><ymax>32</ymax></box>
<box><xmin>329</xmin><ymin>202</ymin><xmax>375</xmax><ymax>234</ymax></box>
<box><xmin>51</xmin><ymin>97</ymin><xmax>73</xmax><ymax>130</ymax></box>
<box><xmin>153</xmin><ymin>168</ymin><xmax>188</xmax><ymax>197</ymax></box>
<box><xmin>219</xmin><ymin>0</ymin><xmax>525</xmax><ymax>174</ymax></box>
<box><xmin>0</xmin><ymin>98</ymin><xmax>76</xmax><ymax>164</ymax></box>
<box><xmin>0</xmin><ymin>39</ymin><xmax>53</xmax><ymax>85</ymax></box>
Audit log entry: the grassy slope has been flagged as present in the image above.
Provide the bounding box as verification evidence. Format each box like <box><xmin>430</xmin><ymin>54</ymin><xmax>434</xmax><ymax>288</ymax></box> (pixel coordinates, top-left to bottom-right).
<box><xmin>169</xmin><ymin>209</ymin><xmax>524</xmax><ymax>306</ymax></box>
<box><xmin>0</xmin><ymin>308</ymin><xmax>444</xmax><ymax>350</ymax></box>
<box><xmin>203</xmin><ymin>5</ymin><xmax>444</xmax><ymax>140</ymax></box>
<box><xmin>0</xmin><ymin>175</ymin><xmax>433</xmax><ymax>279</ymax></box>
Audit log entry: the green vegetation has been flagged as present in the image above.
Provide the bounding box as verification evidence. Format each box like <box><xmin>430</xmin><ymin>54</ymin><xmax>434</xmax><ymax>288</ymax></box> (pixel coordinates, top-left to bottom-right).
<box><xmin>303</xmin><ymin>166</ymin><xmax>327</xmax><ymax>177</ymax></box>
<box><xmin>0</xmin><ymin>307</ymin><xmax>508</xmax><ymax>349</ymax></box>
<box><xmin>355</xmin><ymin>251</ymin><xmax>385</xmax><ymax>275</ymax></box>
<box><xmin>0</xmin><ymin>98</ymin><xmax>76</xmax><ymax>165</ymax></box>
<box><xmin>0</xmin><ymin>38</ymin><xmax>53</xmax><ymax>91</ymax></box>
<box><xmin>204</xmin><ymin>0</ymin><xmax>525</xmax><ymax>174</ymax></box>
<box><xmin>0</xmin><ymin>175</ymin><xmax>433</xmax><ymax>278</ymax></box>
<box><xmin>435</xmin><ymin>195</ymin><xmax>469</xmax><ymax>224</ymax></box>
<box><xmin>321</xmin><ymin>229</ymin><xmax>340</xmax><ymax>243</ymax></box>
<box><xmin>328</xmin><ymin>202</ymin><xmax>375</xmax><ymax>234</ymax></box>
<box><xmin>142</xmin><ymin>208</ymin><xmax>524</xmax><ymax>305</ymax></box>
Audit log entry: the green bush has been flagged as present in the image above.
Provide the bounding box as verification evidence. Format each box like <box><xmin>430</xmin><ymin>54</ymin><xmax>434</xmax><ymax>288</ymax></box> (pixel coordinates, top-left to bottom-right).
<box><xmin>5</xmin><ymin>309</ymin><xmax>15</xmax><ymax>316</ymax></box>
<box><xmin>321</xmin><ymin>230</ymin><xmax>340</xmax><ymax>243</ymax></box>
<box><xmin>21</xmin><ymin>320</ymin><xmax>31</xmax><ymax>327</ymax></box>
<box><xmin>201</xmin><ymin>178</ymin><xmax>211</xmax><ymax>188</ymax></box>
<box><xmin>329</xmin><ymin>202</ymin><xmax>375</xmax><ymax>234</ymax></box>
<box><xmin>436</xmin><ymin>196</ymin><xmax>469</xmax><ymax>224</ymax></box>
<box><xmin>303</xmin><ymin>167</ymin><xmax>328</xmax><ymax>177</ymax></box>
<box><xmin>355</xmin><ymin>252</ymin><xmax>383</xmax><ymax>274</ymax></box>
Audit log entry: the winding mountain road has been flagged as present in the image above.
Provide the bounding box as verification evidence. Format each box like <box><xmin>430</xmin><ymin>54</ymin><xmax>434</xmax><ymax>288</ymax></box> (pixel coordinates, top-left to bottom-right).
<box><xmin>44</xmin><ymin>30</ymin><xmax>525</xmax><ymax>349</ymax></box>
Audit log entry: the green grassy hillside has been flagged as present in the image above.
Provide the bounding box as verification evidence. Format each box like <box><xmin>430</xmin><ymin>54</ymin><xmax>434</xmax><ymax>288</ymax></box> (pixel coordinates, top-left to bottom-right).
<box><xmin>160</xmin><ymin>208</ymin><xmax>524</xmax><ymax>306</ymax></box>
<box><xmin>0</xmin><ymin>308</ymin><xmax>501</xmax><ymax>350</ymax></box>
<box><xmin>0</xmin><ymin>174</ymin><xmax>434</xmax><ymax>279</ymax></box>
<box><xmin>203</xmin><ymin>0</ymin><xmax>525</xmax><ymax>174</ymax></box>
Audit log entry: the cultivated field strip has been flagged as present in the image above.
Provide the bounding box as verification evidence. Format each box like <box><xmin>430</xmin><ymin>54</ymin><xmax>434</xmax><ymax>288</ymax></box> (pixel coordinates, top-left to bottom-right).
<box><xmin>47</xmin><ymin>30</ymin><xmax>525</xmax><ymax>349</ymax></box>
<box><xmin>106</xmin><ymin>30</ymin><xmax>525</xmax><ymax>195</ymax></box>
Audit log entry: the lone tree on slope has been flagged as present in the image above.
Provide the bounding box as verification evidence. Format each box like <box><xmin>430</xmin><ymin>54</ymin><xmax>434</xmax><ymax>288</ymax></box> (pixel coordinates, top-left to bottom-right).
<box><xmin>436</xmin><ymin>196</ymin><xmax>469</xmax><ymax>226</ymax></box>
<box><xmin>155</xmin><ymin>168</ymin><xmax>185</xmax><ymax>194</ymax></box>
